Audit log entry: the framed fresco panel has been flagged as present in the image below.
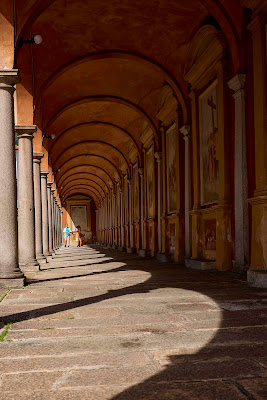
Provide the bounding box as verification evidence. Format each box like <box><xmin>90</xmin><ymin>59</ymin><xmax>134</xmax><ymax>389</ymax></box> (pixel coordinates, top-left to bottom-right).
<box><xmin>199</xmin><ymin>80</ymin><xmax>219</xmax><ymax>205</ymax></box>
<box><xmin>146</xmin><ymin>147</ymin><xmax>154</xmax><ymax>218</ymax></box>
<box><xmin>166</xmin><ymin>124</ymin><xmax>177</xmax><ymax>213</ymax></box>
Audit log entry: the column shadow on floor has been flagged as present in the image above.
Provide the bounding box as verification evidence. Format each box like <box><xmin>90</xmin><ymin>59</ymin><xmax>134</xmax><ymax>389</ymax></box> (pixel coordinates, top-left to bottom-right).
<box><xmin>1</xmin><ymin>245</ymin><xmax>267</xmax><ymax>399</ymax></box>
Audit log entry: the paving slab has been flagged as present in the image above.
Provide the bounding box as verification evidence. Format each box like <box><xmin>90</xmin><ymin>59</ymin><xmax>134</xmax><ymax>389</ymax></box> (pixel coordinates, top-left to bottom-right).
<box><xmin>0</xmin><ymin>245</ymin><xmax>267</xmax><ymax>399</ymax></box>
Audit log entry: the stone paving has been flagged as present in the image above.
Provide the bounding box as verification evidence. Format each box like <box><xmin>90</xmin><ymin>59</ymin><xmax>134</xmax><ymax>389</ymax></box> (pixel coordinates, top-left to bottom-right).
<box><xmin>0</xmin><ymin>245</ymin><xmax>267</xmax><ymax>399</ymax></box>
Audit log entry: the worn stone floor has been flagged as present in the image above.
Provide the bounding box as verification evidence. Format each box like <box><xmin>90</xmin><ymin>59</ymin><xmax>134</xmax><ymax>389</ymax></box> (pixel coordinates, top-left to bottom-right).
<box><xmin>0</xmin><ymin>245</ymin><xmax>267</xmax><ymax>399</ymax></box>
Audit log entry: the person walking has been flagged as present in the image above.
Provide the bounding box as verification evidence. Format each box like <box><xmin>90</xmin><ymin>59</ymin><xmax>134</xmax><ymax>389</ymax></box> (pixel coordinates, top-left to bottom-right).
<box><xmin>63</xmin><ymin>224</ymin><xmax>71</xmax><ymax>247</ymax></box>
<box><xmin>73</xmin><ymin>225</ymin><xmax>82</xmax><ymax>247</ymax></box>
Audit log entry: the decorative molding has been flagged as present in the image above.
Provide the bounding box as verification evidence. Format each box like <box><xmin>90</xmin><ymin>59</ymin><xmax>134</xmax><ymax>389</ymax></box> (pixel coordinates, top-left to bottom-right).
<box><xmin>184</xmin><ymin>25</ymin><xmax>226</xmax><ymax>89</ymax></box>
<box><xmin>228</xmin><ymin>74</ymin><xmax>246</xmax><ymax>92</ymax></box>
<box><xmin>156</xmin><ymin>85</ymin><xmax>178</xmax><ymax>128</ymax></box>
<box><xmin>180</xmin><ymin>125</ymin><xmax>191</xmax><ymax>138</ymax></box>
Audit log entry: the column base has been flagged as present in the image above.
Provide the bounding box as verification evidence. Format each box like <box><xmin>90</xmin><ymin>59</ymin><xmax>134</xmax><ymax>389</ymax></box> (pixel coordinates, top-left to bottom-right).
<box><xmin>156</xmin><ymin>253</ymin><xmax>172</xmax><ymax>263</ymax></box>
<box><xmin>118</xmin><ymin>246</ymin><xmax>127</xmax><ymax>252</ymax></box>
<box><xmin>44</xmin><ymin>253</ymin><xmax>53</xmax><ymax>261</ymax></box>
<box><xmin>138</xmin><ymin>249</ymin><xmax>150</xmax><ymax>258</ymax></box>
<box><xmin>126</xmin><ymin>247</ymin><xmax>135</xmax><ymax>254</ymax></box>
<box><xmin>19</xmin><ymin>260</ymin><xmax>40</xmax><ymax>272</ymax></box>
<box><xmin>0</xmin><ymin>277</ymin><xmax>25</xmax><ymax>288</ymax></box>
<box><xmin>247</xmin><ymin>270</ymin><xmax>267</xmax><ymax>288</ymax></box>
<box><xmin>37</xmin><ymin>255</ymin><xmax>47</xmax><ymax>264</ymax></box>
<box><xmin>185</xmin><ymin>258</ymin><xmax>215</xmax><ymax>270</ymax></box>
<box><xmin>231</xmin><ymin>261</ymin><xmax>248</xmax><ymax>277</ymax></box>
<box><xmin>112</xmin><ymin>245</ymin><xmax>118</xmax><ymax>250</ymax></box>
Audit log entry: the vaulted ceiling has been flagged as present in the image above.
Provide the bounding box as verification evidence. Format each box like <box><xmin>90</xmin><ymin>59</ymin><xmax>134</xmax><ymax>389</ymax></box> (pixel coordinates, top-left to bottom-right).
<box><xmin>13</xmin><ymin>0</ymin><xmax>244</xmax><ymax>206</ymax></box>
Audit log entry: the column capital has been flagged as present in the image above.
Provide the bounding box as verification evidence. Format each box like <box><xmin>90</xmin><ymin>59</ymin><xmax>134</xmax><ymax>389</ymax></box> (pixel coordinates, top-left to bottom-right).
<box><xmin>33</xmin><ymin>153</ymin><xmax>44</xmax><ymax>163</ymax></box>
<box><xmin>47</xmin><ymin>181</ymin><xmax>53</xmax><ymax>188</ymax></box>
<box><xmin>180</xmin><ymin>125</ymin><xmax>191</xmax><ymax>138</ymax></box>
<box><xmin>154</xmin><ymin>152</ymin><xmax>162</xmax><ymax>161</ymax></box>
<box><xmin>0</xmin><ymin>69</ymin><xmax>20</xmax><ymax>88</ymax></box>
<box><xmin>228</xmin><ymin>74</ymin><xmax>246</xmax><ymax>93</ymax></box>
<box><xmin>138</xmin><ymin>168</ymin><xmax>144</xmax><ymax>176</ymax></box>
<box><xmin>41</xmin><ymin>170</ymin><xmax>49</xmax><ymax>177</ymax></box>
<box><xmin>15</xmin><ymin>125</ymin><xmax>37</xmax><ymax>137</ymax></box>
<box><xmin>51</xmin><ymin>188</ymin><xmax>56</xmax><ymax>193</ymax></box>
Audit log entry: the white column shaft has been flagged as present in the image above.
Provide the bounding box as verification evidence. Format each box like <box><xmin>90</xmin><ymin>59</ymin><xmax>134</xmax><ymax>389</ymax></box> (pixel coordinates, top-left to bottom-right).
<box><xmin>17</xmin><ymin>127</ymin><xmax>39</xmax><ymax>270</ymax></box>
<box><xmin>0</xmin><ymin>71</ymin><xmax>24</xmax><ymax>282</ymax></box>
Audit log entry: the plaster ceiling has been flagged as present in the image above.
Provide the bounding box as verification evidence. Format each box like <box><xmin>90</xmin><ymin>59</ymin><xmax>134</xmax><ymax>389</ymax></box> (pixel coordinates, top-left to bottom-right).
<box><xmin>14</xmin><ymin>0</ymin><xmax>244</xmax><ymax>205</ymax></box>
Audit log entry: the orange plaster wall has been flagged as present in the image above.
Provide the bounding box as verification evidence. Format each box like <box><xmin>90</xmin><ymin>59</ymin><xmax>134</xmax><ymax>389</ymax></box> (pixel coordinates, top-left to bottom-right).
<box><xmin>0</xmin><ymin>3</ymin><xmax>14</xmax><ymax>69</ymax></box>
<box><xmin>16</xmin><ymin>84</ymin><xmax>34</xmax><ymax>125</ymax></box>
<box><xmin>33</xmin><ymin>127</ymin><xmax>43</xmax><ymax>153</ymax></box>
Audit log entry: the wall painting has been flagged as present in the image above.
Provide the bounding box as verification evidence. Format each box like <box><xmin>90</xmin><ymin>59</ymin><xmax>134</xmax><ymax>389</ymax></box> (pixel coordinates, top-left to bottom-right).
<box><xmin>199</xmin><ymin>81</ymin><xmax>219</xmax><ymax>205</ymax></box>
<box><xmin>133</xmin><ymin>163</ymin><xmax>139</xmax><ymax>221</ymax></box>
<box><xmin>146</xmin><ymin>147</ymin><xmax>154</xmax><ymax>218</ymax></box>
<box><xmin>166</xmin><ymin>124</ymin><xmax>177</xmax><ymax>213</ymax></box>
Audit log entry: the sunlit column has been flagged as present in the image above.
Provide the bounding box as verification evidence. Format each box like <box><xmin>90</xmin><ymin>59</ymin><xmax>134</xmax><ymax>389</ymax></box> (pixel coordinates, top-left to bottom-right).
<box><xmin>51</xmin><ymin>188</ymin><xmax>56</xmax><ymax>251</ymax></box>
<box><xmin>53</xmin><ymin>195</ymin><xmax>58</xmax><ymax>249</ymax></box>
<box><xmin>0</xmin><ymin>70</ymin><xmax>24</xmax><ymax>287</ymax></box>
<box><xmin>47</xmin><ymin>182</ymin><xmax>54</xmax><ymax>254</ymax></box>
<box><xmin>60</xmin><ymin>208</ymin><xmax>63</xmax><ymax>246</ymax></box>
<box><xmin>33</xmin><ymin>153</ymin><xmax>47</xmax><ymax>263</ymax></box>
<box><xmin>17</xmin><ymin>126</ymin><xmax>39</xmax><ymax>271</ymax></box>
<box><xmin>41</xmin><ymin>171</ymin><xmax>50</xmax><ymax>257</ymax></box>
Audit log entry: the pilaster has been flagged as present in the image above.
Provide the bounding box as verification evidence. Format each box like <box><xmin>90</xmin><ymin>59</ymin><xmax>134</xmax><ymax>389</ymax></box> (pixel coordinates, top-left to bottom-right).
<box><xmin>228</xmin><ymin>74</ymin><xmax>248</xmax><ymax>271</ymax></box>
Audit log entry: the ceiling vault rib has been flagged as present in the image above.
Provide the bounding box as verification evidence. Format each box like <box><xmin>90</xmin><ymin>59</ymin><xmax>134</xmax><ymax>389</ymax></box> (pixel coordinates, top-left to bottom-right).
<box><xmin>43</xmin><ymin>96</ymin><xmax>159</xmax><ymax>149</ymax></box>
<box><xmin>49</xmin><ymin>121</ymin><xmax>141</xmax><ymax>161</ymax></box>
<box><xmin>60</xmin><ymin>172</ymin><xmax>109</xmax><ymax>192</ymax></box>
<box><xmin>52</xmin><ymin>140</ymin><xmax>130</xmax><ymax>172</ymax></box>
<box><xmin>57</xmin><ymin>164</ymin><xmax>115</xmax><ymax>187</ymax></box>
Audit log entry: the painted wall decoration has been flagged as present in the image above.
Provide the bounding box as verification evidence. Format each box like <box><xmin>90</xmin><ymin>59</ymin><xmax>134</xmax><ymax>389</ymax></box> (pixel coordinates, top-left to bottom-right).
<box><xmin>146</xmin><ymin>147</ymin><xmax>154</xmax><ymax>218</ymax></box>
<box><xmin>204</xmin><ymin>219</ymin><xmax>216</xmax><ymax>250</ymax></box>
<box><xmin>166</xmin><ymin>125</ymin><xmax>177</xmax><ymax>213</ymax></box>
<box><xmin>117</xmin><ymin>187</ymin><xmax>120</xmax><ymax>225</ymax></box>
<box><xmin>169</xmin><ymin>223</ymin><xmax>176</xmax><ymax>253</ymax></box>
<box><xmin>199</xmin><ymin>81</ymin><xmax>219</xmax><ymax>205</ymax></box>
<box><xmin>133</xmin><ymin>163</ymin><xmax>139</xmax><ymax>221</ymax></box>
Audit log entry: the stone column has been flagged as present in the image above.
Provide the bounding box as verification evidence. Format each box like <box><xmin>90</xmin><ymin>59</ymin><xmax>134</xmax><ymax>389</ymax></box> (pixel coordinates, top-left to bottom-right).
<box><xmin>155</xmin><ymin>152</ymin><xmax>163</xmax><ymax>253</ymax></box>
<box><xmin>120</xmin><ymin>188</ymin><xmax>125</xmax><ymax>249</ymax></box>
<box><xmin>180</xmin><ymin>125</ymin><xmax>192</xmax><ymax>259</ymax></box>
<box><xmin>53</xmin><ymin>195</ymin><xmax>58</xmax><ymax>249</ymax></box>
<box><xmin>59</xmin><ymin>208</ymin><xmax>63</xmax><ymax>247</ymax></box>
<box><xmin>47</xmin><ymin>182</ymin><xmax>54</xmax><ymax>254</ymax></box>
<box><xmin>51</xmin><ymin>189</ymin><xmax>56</xmax><ymax>251</ymax></box>
<box><xmin>228</xmin><ymin>74</ymin><xmax>248</xmax><ymax>271</ymax></box>
<box><xmin>33</xmin><ymin>153</ymin><xmax>47</xmax><ymax>264</ymax></box>
<box><xmin>17</xmin><ymin>126</ymin><xmax>39</xmax><ymax>271</ymax></box>
<box><xmin>138</xmin><ymin>168</ymin><xmax>144</xmax><ymax>250</ymax></box>
<box><xmin>41</xmin><ymin>171</ymin><xmax>50</xmax><ymax>257</ymax></box>
<box><xmin>0</xmin><ymin>70</ymin><xmax>24</xmax><ymax>287</ymax></box>
<box><xmin>55</xmin><ymin>202</ymin><xmax>59</xmax><ymax>248</ymax></box>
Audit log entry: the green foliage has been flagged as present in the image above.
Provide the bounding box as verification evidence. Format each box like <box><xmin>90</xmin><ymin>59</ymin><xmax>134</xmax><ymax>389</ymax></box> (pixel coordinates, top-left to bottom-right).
<box><xmin>0</xmin><ymin>323</ymin><xmax>11</xmax><ymax>342</ymax></box>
